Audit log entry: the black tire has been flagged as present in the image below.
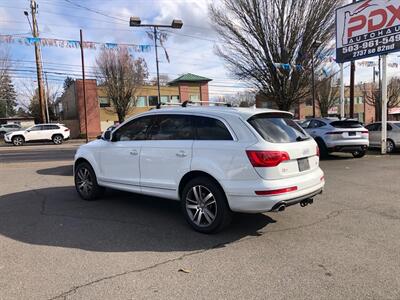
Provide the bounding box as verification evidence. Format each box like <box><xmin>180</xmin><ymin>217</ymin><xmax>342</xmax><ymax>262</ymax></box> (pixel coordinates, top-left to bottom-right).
<box><xmin>352</xmin><ymin>149</ymin><xmax>366</xmax><ymax>158</ymax></box>
<box><xmin>315</xmin><ymin>138</ymin><xmax>329</xmax><ymax>159</ymax></box>
<box><xmin>52</xmin><ymin>134</ymin><xmax>64</xmax><ymax>145</ymax></box>
<box><xmin>12</xmin><ymin>136</ymin><xmax>24</xmax><ymax>146</ymax></box>
<box><xmin>74</xmin><ymin>162</ymin><xmax>104</xmax><ymax>201</ymax></box>
<box><xmin>387</xmin><ymin>139</ymin><xmax>396</xmax><ymax>153</ymax></box>
<box><xmin>181</xmin><ymin>176</ymin><xmax>232</xmax><ymax>233</ymax></box>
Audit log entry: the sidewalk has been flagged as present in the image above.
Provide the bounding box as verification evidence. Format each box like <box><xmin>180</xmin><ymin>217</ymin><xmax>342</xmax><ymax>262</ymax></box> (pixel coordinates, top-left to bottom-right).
<box><xmin>0</xmin><ymin>139</ymin><xmax>86</xmax><ymax>150</ymax></box>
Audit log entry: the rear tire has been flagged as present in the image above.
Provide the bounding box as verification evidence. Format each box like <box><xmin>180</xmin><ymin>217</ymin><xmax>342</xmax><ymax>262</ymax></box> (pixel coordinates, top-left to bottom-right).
<box><xmin>181</xmin><ymin>177</ymin><xmax>232</xmax><ymax>233</ymax></box>
<box><xmin>52</xmin><ymin>134</ymin><xmax>63</xmax><ymax>145</ymax></box>
<box><xmin>352</xmin><ymin>149</ymin><xmax>366</xmax><ymax>158</ymax></box>
<box><xmin>12</xmin><ymin>136</ymin><xmax>24</xmax><ymax>146</ymax></box>
<box><xmin>315</xmin><ymin>138</ymin><xmax>328</xmax><ymax>159</ymax></box>
<box><xmin>74</xmin><ymin>162</ymin><xmax>104</xmax><ymax>201</ymax></box>
<box><xmin>387</xmin><ymin>139</ymin><xmax>395</xmax><ymax>153</ymax></box>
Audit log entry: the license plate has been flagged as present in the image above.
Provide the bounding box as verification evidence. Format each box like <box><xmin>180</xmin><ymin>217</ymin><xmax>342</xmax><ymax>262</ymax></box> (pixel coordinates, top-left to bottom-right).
<box><xmin>348</xmin><ymin>132</ymin><xmax>356</xmax><ymax>136</ymax></box>
<box><xmin>298</xmin><ymin>158</ymin><xmax>310</xmax><ymax>172</ymax></box>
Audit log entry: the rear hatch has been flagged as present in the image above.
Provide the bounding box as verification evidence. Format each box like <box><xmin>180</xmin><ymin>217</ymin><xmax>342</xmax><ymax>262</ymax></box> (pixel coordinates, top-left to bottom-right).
<box><xmin>327</xmin><ymin>120</ymin><xmax>368</xmax><ymax>140</ymax></box>
<box><xmin>246</xmin><ymin>113</ymin><xmax>319</xmax><ymax>180</ymax></box>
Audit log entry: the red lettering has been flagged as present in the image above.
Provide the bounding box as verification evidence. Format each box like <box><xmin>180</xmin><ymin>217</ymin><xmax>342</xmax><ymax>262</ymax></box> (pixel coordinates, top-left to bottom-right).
<box><xmin>348</xmin><ymin>15</ymin><xmax>366</xmax><ymax>37</ymax></box>
<box><xmin>387</xmin><ymin>5</ymin><xmax>400</xmax><ymax>27</ymax></box>
<box><xmin>368</xmin><ymin>9</ymin><xmax>387</xmax><ymax>31</ymax></box>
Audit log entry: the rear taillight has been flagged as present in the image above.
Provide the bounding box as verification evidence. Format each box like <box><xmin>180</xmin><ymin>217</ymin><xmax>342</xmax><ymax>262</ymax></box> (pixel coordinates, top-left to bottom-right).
<box><xmin>64</xmin><ymin>129</ymin><xmax>69</xmax><ymax>132</ymax></box>
<box><xmin>255</xmin><ymin>186</ymin><xmax>298</xmax><ymax>196</ymax></box>
<box><xmin>316</xmin><ymin>146</ymin><xmax>320</xmax><ymax>157</ymax></box>
<box><xmin>361</xmin><ymin>130</ymin><xmax>368</xmax><ymax>135</ymax></box>
<box><xmin>246</xmin><ymin>150</ymin><xmax>290</xmax><ymax>167</ymax></box>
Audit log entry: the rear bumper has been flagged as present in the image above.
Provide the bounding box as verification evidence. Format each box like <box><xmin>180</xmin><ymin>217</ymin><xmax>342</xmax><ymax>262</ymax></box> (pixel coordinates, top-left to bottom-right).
<box><xmin>223</xmin><ymin>167</ymin><xmax>325</xmax><ymax>213</ymax></box>
<box><xmin>328</xmin><ymin>144</ymin><xmax>368</xmax><ymax>153</ymax></box>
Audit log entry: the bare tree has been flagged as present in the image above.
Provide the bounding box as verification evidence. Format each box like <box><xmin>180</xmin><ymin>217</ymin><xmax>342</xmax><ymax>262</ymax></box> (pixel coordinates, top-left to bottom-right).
<box><xmin>209</xmin><ymin>0</ymin><xmax>341</xmax><ymax>111</ymax></box>
<box><xmin>223</xmin><ymin>90</ymin><xmax>256</xmax><ymax>107</ymax></box>
<box><xmin>96</xmin><ymin>48</ymin><xmax>148</xmax><ymax>123</ymax></box>
<box><xmin>316</xmin><ymin>77</ymin><xmax>338</xmax><ymax>117</ymax></box>
<box><xmin>0</xmin><ymin>48</ymin><xmax>10</xmax><ymax>84</ymax></box>
<box><xmin>361</xmin><ymin>78</ymin><xmax>400</xmax><ymax>121</ymax></box>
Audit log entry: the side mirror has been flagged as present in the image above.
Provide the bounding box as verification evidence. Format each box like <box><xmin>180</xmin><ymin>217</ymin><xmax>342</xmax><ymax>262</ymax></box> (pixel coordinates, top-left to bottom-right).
<box><xmin>26</xmin><ymin>129</ymin><xmax>31</xmax><ymax>132</ymax></box>
<box><xmin>103</xmin><ymin>130</ymin><xmax>112</xmax><ymax>141</ymax></box>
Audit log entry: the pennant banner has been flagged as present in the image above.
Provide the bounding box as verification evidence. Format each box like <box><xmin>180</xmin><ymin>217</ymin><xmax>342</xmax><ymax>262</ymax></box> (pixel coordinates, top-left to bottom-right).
<box><xmin>0</xmin><ymin>35</ymin><xmax>151</xmax><ymax>53</ymax></box>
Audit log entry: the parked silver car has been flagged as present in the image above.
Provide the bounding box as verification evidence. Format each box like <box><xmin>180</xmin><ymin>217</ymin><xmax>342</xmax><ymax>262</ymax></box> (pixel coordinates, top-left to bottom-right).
<box><xmin>365</xmin><ymin>121</ymin><xmax>400</xmax><ymax>153</ymax></box>
<box><xmin>300</xmin><ymin>118</ymin><xmax>369</xmax><ymax>158</ymax></box>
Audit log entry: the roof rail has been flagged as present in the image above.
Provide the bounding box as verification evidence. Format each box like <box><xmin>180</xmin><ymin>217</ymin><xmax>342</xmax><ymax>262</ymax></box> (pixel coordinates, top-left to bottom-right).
<box><xmin>155</xmin><ymin>102</ymin><xmax>182</xmax><ymax>109</ymax></box>
<box><xmin>181</xmin><ymin>100</ymin><xmax>232</xmax><ymax>107</ymax></box>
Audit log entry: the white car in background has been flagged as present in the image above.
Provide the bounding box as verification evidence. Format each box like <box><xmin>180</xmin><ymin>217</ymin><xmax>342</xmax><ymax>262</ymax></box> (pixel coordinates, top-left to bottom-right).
<box><xmin>0</xmin><ymin>124</ymin><xmax>22</xmax><ymax>136</ymax></box>
<box><xmin>4</xmin><ymin>123</ymin><xmax>70</xmax><ymax>146</ymax></box>
<box><xmin>300</xmin><ymin>118</ymin><xmax>369</xmax><ymax>158</ymax></box>
<box><xmin>74</xmin><ymin>106</ymin><xmax>324</xmax><ymax>233</ymax></box>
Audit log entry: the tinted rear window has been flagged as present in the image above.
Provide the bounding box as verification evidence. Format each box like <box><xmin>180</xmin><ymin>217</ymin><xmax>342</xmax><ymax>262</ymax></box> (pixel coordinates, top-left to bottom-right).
<box><xmin>194</xmin><ymin>116</ymin><xmax>233</xmax><ymax>140</ymax></box>
<box><xmin>330</xmin><ymin>121</ymin><xmax>363</xmax><ymax>128</ymax></box>
<box><xmin>248</xmin><ymin>113</ymin><xmax>309</xmax><ymax>143</ymax></box>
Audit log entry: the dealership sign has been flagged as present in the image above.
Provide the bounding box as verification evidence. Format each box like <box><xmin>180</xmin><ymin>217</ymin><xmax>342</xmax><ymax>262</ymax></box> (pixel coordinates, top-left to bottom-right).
<box><xmin>336</xmin><ymin>0</ymin><xmax>400</xmax><ymax>63</ymax></box>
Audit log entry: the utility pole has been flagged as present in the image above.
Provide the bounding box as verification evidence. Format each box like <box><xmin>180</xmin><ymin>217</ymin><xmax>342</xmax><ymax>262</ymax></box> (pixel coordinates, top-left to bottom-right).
<box><xmin>30</xmin><ymin>0</ymin><xmax>46</xmax><ymax>123</ymax></box>
<box><xmin>153</xmin><ymin>27</ymin><xmax>161</xmax><ymax>105</ymax></box>
<box><xmin>80</xmin><ymin>29</ymin><xmax>89</xmax><ymax>143</ymax></box>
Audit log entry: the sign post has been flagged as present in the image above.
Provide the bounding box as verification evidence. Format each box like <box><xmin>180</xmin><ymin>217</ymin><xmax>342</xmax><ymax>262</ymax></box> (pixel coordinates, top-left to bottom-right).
<box><xmin>336</xmin><ymin>0</ymin><xmax>400</xmax><ymax>154</ymax></box>
<box><xmin>340</xmin><ymin>63</ymin><xmax>345</xmax><ymax>119</ymax></box>
<box><xmin>381</xmin><ymin>54</ymin><xmax>388</xmax><ymax>154</ymax></box>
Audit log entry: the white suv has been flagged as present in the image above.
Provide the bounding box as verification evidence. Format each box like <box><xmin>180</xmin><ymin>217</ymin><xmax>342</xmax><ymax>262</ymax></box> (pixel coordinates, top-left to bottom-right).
<box><xmin>74</xmin><ymin>107</ymin><xmax>324</xmax><ymax>233</ymax></box>
<box><xmin>4</xmin><ymin>123</ymin><xmax>70</xmax><ymax>146</ymax></box>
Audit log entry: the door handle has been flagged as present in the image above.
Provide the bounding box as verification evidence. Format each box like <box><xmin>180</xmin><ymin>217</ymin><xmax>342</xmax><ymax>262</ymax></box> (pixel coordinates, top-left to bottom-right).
<box><xmin>130</xmin><ymin>150</ymin><xmax>138</xmax><ymax>156</ymax></box>
<box><xmin>176</xmin><ymin>151</ymin><xmax>187</xmax><ymax>158</ymax></box>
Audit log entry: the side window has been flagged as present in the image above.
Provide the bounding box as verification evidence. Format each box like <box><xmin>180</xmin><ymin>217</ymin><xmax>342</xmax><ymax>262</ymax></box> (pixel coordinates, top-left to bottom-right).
<box><xmin>30</xmin><ymin>125</ymin><xmax>43</xmax><ymax>131</ymax></box>
<box><xmin>300</xmin><ymin>120</ymin><xmax>311</xmax><ymax>128</ymax></box>
<box><xmin>43</xmin><ymin>125</ymin><xmax>59</xmax><ymax>130</ymax></box>
<box><xmin>147</xmin><ymin>115</ymin><xmax>193</xmax><ymax>140</ymax></box>
<box><xmin>309</xmin><ymin>120</ymin><xmax>326</xmax><ymax>128</ymax></box>
<box><xmin>365</xmin><ymin>124</ymin><xmax>377</xmax><ymax>131</ymax></box>
<box><xmin>113</xmin><ymin>116</ymin><xmax>154</xmax><ymax>141</ymax></box>
<box><xmin>194</xmin><ymin>116</ymin><xmax>233</xmax><ymax>140</ymax></box>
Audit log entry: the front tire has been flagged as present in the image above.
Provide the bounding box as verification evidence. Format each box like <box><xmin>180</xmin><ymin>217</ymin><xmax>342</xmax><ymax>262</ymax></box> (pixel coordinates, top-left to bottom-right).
<box><xmin>74</xmin><ymin>162</ymin><xmax>104</xmax><ymax>200</ymax></box>
<box><xmin>352</xmin><ymin>149</ymin><xmax>366</xmax><ymax>158</ymax></box>
<box><xmin>12</xmin><ymin>136</ymin><xmax>24</xmax><ymax>146</ymax></box>
<box><xmin>181</xmin><ymin>177</ymin><xmax>232</xmax><ymax>233</ymax></box>
<box><xmin>52</xmin><ymin>134</ymin><xmax>63</xmax><ymax>145</ymax></box>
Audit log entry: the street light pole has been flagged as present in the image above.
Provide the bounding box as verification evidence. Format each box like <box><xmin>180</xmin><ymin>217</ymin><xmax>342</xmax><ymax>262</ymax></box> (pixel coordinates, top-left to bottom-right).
<box><xmin>130</xmin><ymin>17</ymin><xmax>183</xmax><ymax>106</ymax></box>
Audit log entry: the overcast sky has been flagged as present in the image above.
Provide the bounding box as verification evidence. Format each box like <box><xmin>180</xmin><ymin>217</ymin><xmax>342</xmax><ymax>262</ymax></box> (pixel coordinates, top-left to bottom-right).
<box><xmin>1</xmin><ymin>0</ymin><xmax>400</xmax><ymax>103</ymax></box>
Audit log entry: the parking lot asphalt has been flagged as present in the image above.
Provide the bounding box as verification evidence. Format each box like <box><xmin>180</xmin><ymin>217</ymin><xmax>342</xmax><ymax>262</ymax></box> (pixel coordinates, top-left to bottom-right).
<box><xmin>0</xmin><ymin>146</ymin><xmax>399</xmax><ymax>299</ymax></box>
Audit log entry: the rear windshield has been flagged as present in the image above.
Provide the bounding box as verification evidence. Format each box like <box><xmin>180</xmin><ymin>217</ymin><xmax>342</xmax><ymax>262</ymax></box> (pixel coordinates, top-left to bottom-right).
<box><xmin>330</xmin><ymin>120</ymin><xmax>363</xmax><ymax>128</ymax></box>
<box><xmin>248</xmin><ymin>113</ymin><xmax>310</xmax><ymax>143</ymax></box>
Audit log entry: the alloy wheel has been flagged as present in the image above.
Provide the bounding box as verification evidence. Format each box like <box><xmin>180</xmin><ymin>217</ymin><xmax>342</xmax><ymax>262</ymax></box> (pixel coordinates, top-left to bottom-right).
<box><xmin>186</xmin><ymin>185</ymin><xmax>217</xmax><ymax>227</ymax></box>
<box><xmin>54</xmin><ymin>136</ymin><xmax>62</xmax><ymax>144</ymax></box>
<box><xmin>76</xmin><ymin>167</ymin><xmax>93</xmax><ymax>197</ymax></box>
<box><xmin>13</xmin><ymin>137</ymin><xmax>23</xmax><ymax>146</ymax></box>
<box><xmin>387</xmin><ymin>140</ymin><xmax>395</xmax><ymax>153</ymax></box>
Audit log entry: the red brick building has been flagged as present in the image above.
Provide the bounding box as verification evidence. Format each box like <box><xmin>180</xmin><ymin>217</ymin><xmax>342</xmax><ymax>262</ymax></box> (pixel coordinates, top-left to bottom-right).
<box><xmin>58</xmin><ymin>73</ymin><xmax>212</xmax><ymax>138</ymax></box>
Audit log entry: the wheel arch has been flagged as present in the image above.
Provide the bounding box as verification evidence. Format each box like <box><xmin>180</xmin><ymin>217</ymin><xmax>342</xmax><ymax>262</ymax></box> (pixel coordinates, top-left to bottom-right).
<box><xmin>178</xmin><ymin>170</ymin><xmax>227</xmax><ymax>201</ymax></box>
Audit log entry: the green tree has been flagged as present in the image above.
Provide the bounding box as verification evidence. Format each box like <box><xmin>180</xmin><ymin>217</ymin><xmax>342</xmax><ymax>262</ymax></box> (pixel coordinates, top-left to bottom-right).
<box><xmin>0</xmin><ymin>73</ymin><xmax>17</xmax><ymax>117</ymax></box>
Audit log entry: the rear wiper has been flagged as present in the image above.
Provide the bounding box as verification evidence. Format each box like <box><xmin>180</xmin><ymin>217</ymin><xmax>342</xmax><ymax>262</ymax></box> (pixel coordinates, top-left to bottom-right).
<box><xmin>296</xmin><ymin>136</ymin><xmax>310</xmax><ymax>141</ymax></box>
